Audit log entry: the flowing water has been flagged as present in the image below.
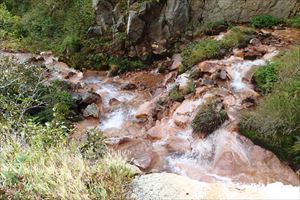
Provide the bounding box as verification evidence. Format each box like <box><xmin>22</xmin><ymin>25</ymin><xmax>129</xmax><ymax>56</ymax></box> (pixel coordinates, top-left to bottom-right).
<box><xmin>1</xmin><ymin>28</ymin><xmax>300</xmax><ymax>197</ymax></box>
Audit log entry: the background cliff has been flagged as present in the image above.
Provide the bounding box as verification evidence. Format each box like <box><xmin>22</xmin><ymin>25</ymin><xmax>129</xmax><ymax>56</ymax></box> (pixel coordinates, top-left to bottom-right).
<box><xmin>92</xmin><ymin>0</ymin><xmax>300</xmax><ymax>56</ymax></box>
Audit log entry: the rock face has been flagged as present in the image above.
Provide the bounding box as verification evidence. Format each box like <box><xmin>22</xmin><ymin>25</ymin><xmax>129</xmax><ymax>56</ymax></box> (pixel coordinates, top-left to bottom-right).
<box><xmin>198</xmin><ymin>0</ymin><xmax>300</xmax><ymax>22</ymax></box>
<box><xmin>93</xmin><ymin>0</ymin><xmax>300</xmax><ymax>53</ymax></box>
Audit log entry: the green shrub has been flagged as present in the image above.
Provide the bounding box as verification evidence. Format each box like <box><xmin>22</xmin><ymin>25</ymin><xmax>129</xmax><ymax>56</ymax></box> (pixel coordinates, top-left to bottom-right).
<box><xmin>192</xmin><ymin>99</ymin><xmax>228</xmax><ymax>135</ymax></box>
<box><xmin>250</xmin><ymin>14</ymin><xmax>281</xmax><ymax>28</ymax></box>
<box><xmin>79</xmin><ymin>129</ymin><xmax>107</xmax><ymax>161</ymax></box>
<box><xmin>253</xmin><ymin>62</ymin><xmax>278</xmax><ymax>93</ymax></box>
<box><xmin>241</xmin><ymin>47</ymin><xmax>300</xmax><ymax>168</ymax></box>
<box><xmin>181</xmin><ymin>39</ymin><xmax>222</xmax><ymax>70</ymax></box>
<box><xmin>62</xmin><ymin>35</ymin><xmax>82</xmax><ymax>53</ymax></box>
<box><xmin>287</xmin><ymin>15</ymin><xmax>300</xmax><ymax>28</ymax></box>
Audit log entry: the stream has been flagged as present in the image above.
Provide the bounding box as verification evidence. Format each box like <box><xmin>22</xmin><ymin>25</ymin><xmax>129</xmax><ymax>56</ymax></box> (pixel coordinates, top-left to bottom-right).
<box><xmin>1</xmin><ymin>27</ymin><xmax>300</xmax><ymax>196</ymax></box>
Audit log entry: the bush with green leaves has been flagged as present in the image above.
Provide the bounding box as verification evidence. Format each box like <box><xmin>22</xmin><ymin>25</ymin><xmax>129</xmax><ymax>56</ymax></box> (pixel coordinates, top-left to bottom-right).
<box><xmin>253</xmin><ymin>62</ymin><xmax>278</xmax><ymax>93</ymax></box>
<box><xmin>241</xmin><ymin>46</ymin><xmax>300</xmax><ymax>168</ymax></box>
<box><xmin>0</xmin><ymin>58</ymin><xmax>74</xmax><ymax>125</ymax></box>
<box><xmin>79</xmin><ymin>129</ymin><xmax>107</xmax><ymax>161</ymax></box>
<box><xmin>287</xmin><ymin>15</ymin><xmax>300</xmax><ymax>28</ymax></box>
<box><xmin>250</xmin><ymin>14</ymin><xmax>281</xmax><ymax>28</ymax></box>
<box><xmin>192</xmin><ymin>99</ymin><xmax>228</xmax><ymax>135</ymax></box>
<box><xmin>0</xmin><ymin>4</ymin><xmax>23</xmax><ymax>48</ymax></box>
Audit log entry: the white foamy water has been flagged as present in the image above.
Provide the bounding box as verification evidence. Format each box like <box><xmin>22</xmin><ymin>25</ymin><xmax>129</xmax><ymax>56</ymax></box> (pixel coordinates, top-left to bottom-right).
<box><xmin>96</xmin><ymin>83</ymin><xmax>134</xmax><ymax>106</ymax></box>
<box><xmin>231</xmin><ymin>59</ymin><xmax>266</xmax><ymax>90</ymax></box>
<box><xmin>99</xmin><ymin>107</ymin><xmax>136</xmax><ymax>130</ymax></box>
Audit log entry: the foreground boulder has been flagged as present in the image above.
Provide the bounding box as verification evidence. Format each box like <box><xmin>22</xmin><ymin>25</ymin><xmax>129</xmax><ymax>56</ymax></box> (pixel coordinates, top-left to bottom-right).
<box><xmin>129</xmin><ymin>173</ymin><xmax>300</xmax><ymax>200</ymax></box>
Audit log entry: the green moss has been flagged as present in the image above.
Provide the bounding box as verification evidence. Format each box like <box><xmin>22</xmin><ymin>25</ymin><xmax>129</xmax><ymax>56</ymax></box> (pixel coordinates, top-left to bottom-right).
<box><xmin>250</xmin><ymin>14</ymin><xmax>281</xmax><ymax>28</ymax></box>
<box><xmin>183</xmin><ymin>81</ymin><xmax>196</xmax><ymax>95</ymax></box>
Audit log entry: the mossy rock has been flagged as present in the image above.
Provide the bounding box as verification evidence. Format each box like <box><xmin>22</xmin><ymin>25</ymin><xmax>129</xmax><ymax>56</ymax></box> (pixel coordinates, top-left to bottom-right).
<box><xmin>192</xmin><ymin>99</ymin><xmax>228</xmax><ymax>136</ymax></box>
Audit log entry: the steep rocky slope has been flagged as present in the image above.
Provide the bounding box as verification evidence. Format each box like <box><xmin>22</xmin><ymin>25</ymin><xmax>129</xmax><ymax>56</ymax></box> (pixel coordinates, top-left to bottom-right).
<box><xmin>92</xmin><ymin>0</ymin><xmax>300</xmax><ymax>56</ymax></box>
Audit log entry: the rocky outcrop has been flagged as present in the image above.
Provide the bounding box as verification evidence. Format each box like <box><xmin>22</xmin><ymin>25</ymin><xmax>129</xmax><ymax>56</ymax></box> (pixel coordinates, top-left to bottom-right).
<box><xmin>129</xmin><ymin>173</ymin><xmax>300</xmax><ymax>200</ymax></box>
<box><xmin>93</xmin><ymin>0</ymin><xmax>300</xmax><ymax>54</ymax></box>
<box><xmin>198</xmin><ymin>0</ymin><xmax>300</xmax><ymax>22</ymax></box>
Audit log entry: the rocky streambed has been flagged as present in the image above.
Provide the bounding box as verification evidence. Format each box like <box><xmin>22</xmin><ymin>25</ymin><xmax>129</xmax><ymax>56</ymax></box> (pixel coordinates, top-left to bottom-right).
<box><xmin>1</xmin><ymin>27</ymin><xmax>300</xmax><ymax>198</ymax></box>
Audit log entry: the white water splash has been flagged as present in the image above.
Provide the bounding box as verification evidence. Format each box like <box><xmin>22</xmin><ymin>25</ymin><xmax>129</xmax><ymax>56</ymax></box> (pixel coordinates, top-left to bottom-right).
<box><xmin>99</xmin><ymin>107</ymin><xmax>136</xmax><ymax>130</ymax></box>
<box><xmin>231</xmin><ymin>59</ymin><xmax>266</xmax><ymax>90</ymax></box>
<box><xmin>96</xmin><ymin>83</ymin><xmax>134</xmax><ymax>105</ymax></box>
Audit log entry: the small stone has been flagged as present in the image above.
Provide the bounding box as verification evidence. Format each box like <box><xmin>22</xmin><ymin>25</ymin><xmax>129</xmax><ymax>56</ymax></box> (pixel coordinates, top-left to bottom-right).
<box><xmin>83</xmin><ymin>103</ymin><xmax>100</xmax><ymax>118</ymax></box>
<box><xmin>249</xmin><ymin>38</ymin><xmax>262</xmax><ymax>46</ymax></box>
<box><xmin>218</xmin><ymin>69</ymin><xmax>227</xmax><ymax>80</ymax></box>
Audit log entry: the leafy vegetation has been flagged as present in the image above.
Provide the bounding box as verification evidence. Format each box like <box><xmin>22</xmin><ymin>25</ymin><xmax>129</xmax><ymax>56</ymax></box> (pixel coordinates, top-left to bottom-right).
<box><xmin>192</xmin><ymin>99</ymin><xmax>228</xmax><ymax>135</ymax></box>
<box><xmin>0</xmin><ymin>58</ymin><xmax>135</xmax><ymax>199</ymax></box>
<box><xmin>250</xmin><ymin>14</ymin><xmax>281</xmax><ymax>28</ymax></box>
<box><xmin>241</xmin><ymin>47</ymin><xmax>300</xmax><ymax>168</ymax></box>
<box><xmin>287</xmin><ymin>15</ymin><xmax>300</xmax><ymax>28</ymax></box>
<box><xmin>253</xmin><ymin>62</ymin><xmax>278</xmax><ymax>93</ymax></box>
